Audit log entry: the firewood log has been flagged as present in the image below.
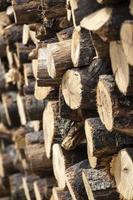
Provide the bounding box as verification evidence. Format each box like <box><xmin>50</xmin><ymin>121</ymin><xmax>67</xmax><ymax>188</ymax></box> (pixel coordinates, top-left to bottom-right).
<box><xmin>110</xmin><ymin>41</ymin><xmax>133</xmax><ymax>95</ymax></box>
<box><xmin>82</xmin><ymin>168</ymin><xmax>119</xmax><ymax>200</ymax></box>
<box><xmin>97</xmin><ymin>75</ymin><xmax>133</xmax><ymax>135</ymax></box>
<box><xmin>62</xmin><ymin>58</ymin><xmax>110</xmax><ymax>110</ymax></box>
<box><xmin>65</xmin><ymin>159</ymin><xmax>89</xmax><ymax>200</ymax></box>
<box><xmin>9</xmin><ymin>173</ymin><xmax>26</xmax><ymax>200</ymax></box>
<box><xmin>81</xmin><ymin>4</ymin><xmax>132</xmax><ymax>41</ymax></box>
<box><xmin>52</xmin><ymin>187</ymin><xmax>72</xmax><ymax>200</ymax></box>
<box><xmin>17</xmin><ymin>94</ymin><xmax>27</xmax><ymax>125</ymax></box>
<box><xmin>111</xmin><ymin>148</ymin><xmax>133</xmax><ymax>200</ymax></box>
<box><xmin>47</xmin><ymin>39</ymin><xmax>73</xmax><ymax>82</ymax></box>
<box><xmin>120</xmin><ymin>20</ymin><xmax>133</xmax><ymax>66</ymax></box>
<box><xmin>34</xmin><ymin>177</ymin><xmax>56</xmax><ymax>200</ymax></box>
<box><xmin>69</xmin><ymin>0</ymin><xmax>102</xmax><ymax>27</ymax></box>
<box><xmin>57</xmin><ymin>27</ymin><xmax>73</xmax><ymax>41</ymax></box>
<box><xmin>25</xmin><ymin>130</ymin><xmax>44</xmax><ymax>145</ymax></box>
<box><xmin>22</xmin><ymin>175</ymin><xmax>39</xmax><ymax>200</ymax></box>
<box><xmin>71</xmin><ymin>27</ymin><xmax>95</xmax><ymax>67</ymax></box>
<box><xmin>85</xmin><ymin>118</ymin><xmax>133</xmax><ymax>168</ymax></box>
<box><xmin>53</xmin><ymin>144</ymin><xmax>87</xmax><ymax>188</ymax></box>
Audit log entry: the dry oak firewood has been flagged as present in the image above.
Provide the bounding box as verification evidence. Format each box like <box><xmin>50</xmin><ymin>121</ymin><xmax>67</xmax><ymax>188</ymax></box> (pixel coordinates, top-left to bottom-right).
<box><xmin>81</xmin><ymin>4</ymin><xmax>132</xmax><ymax>41</ymax></box>
<box><xmin>85</xmin><ymin>118</ymin><xmax>133</xmax><ymax>168</ymax></box>
<box><xmin>62</xmin><ymin>58</ymin><xmax>110</xmax><ymax>110</ymax></box>
<box><xmin>97</xmin><ymin>75</ymin><xmax>133</xmax><ymax>135</ymax></box>
<box><xmin>111</xmin><ymin>148</ymin><xmax>133</xmax><ymax>200</ymax></box>
<box><xmin>65</xmin><ymin>159</ymin><xmax>89</xmax><ymax>200</ymax></box>
<box><xmin>71</xmin><ymin>27</ymin><xmax>95</xmax><ymax>67</ymax></box>
<box><xmin>52</xmin><ymin>187</ymin><xmax>72</xmax><ymax>200</ymax></box>
<box><xmin>120</xmin><ymin>20</ymin><xmax>133</xmax><ymax>66</ymax></box>
<box><xmin>82</xmin><ymin>168</ymin><xmax>119</xmax><ymax>200</ymax></box>
<box><xmin>53</xmin><ymin>144</ymin><xmax>87</xmax><ymax>189</ymax></box>
<box><xmin>110</xmin><ymin>41</ymin><xmax>133</xmax><ymax>95</ymax></box>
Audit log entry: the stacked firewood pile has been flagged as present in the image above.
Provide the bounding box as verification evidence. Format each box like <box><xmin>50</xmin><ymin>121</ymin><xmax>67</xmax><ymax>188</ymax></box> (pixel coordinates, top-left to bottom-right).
<box><xmin>0</xmin><ymin>0</ymin><xmax>133</xmax><ymax>199</ymax></box>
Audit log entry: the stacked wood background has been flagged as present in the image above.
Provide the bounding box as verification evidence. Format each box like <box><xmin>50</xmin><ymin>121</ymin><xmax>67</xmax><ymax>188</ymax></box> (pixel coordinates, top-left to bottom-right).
<box><xmin>0</xmin><ymin>0</ymin><xmax>133</xmax><ymax>199</ymax></box>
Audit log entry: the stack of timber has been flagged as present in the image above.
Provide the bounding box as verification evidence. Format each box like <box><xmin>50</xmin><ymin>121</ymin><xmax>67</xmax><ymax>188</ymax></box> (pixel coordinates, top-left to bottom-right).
<box><xmin>0</xmin><ymin>0</ymin><xmax>132</xmax><ymax>200</ymax></box>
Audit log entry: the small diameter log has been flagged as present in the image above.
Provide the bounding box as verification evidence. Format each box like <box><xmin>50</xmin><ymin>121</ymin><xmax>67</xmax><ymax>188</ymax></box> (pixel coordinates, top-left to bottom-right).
<box><xmin>34</xmin><ymin>177</ymin><xmax>56</xmax><ymax>200</ymax></box>
<box><xmin>47</xmin><ymin>39</ymin><xmax>73</xmax><ymax>82</ymax></box>
<box><xmin>120</xmin><ymin>20</ymin><xmax>133</xmax><ymax>66</ymax></box>
<box><xmin>24</xmin><ymin>95</ymin><xmax>45</xmax><ymax>121</ymax></box>
<box><xmin>69</xmin><ymin>0</ymin><xmax>102</xmax><ymax>27</ymax></box>
<box><xmin>82</xmin><ymin>168</ymin><xmax>119</xmax><ymax>200</ymax></box>
<box><xmin>3</xmin><ymin>24</ymin><xmax>22</xmax><ymax>44</ymax></box>
<box><xmin>57</xmin><ymin>27</ymin><xmax>73</xmax><ymax>41</ymax></box>
<box><xmin>65</xmin><ymin>159</ymin><xmax>89</xmax><ymax>200</ymax></box>
<box><xmin>81</xmin><ymin>4</ymin><xmax>132</xmax><ymax>41</ymax></box>
<box><xmin>71</xmin><ymin>27</ymin><xmax>95</xmax><ymax>67</ymax></box>
<box><xmin>62</xmin><ymin>58</ymin><xmax>110</xmax><ymax>110</ymax></box>
<box><xmin>9</xmin><ymin>173</ymin><xmax>26</xmax><ymax>200</ymax></box>
<box><xmin>2</xmin><ymin>92</ymin><xmax>21</xmax><ymax>127</ymax></box>
<box><xmin>52</xmin><ymin>187</ymin><xmax>72</xmax><ymax>200</ymax></box>
<box><xmin>85</xmin><ymin>118</ymin><xmax>133</xmax><ymax>168</ymax></box>
<box><xmin>52</xmin><ymin>144</ymin><xmax>87</xmax><ymax>189</ymax></box>
<box><xmin>22</xmin><ymin>175</ymin><xmax>39</xmax><ymax>200</ymax></box>
<box><xmin>110</xmin><ymin>41</ymin><xmax>133</xmax><ymax>95</ymax></box>
<box><xmin>16</xmin><ymin>43</ymin><xmax>34</xmax><ymax>64</ymax></box>
<box><xmin>17</xmin><ymin>94</ymin><xmax>27</xmax><ymax>125</ymax></box>
<box><xmin>111</xmin><ymin>148</ymin><xmax>133</xmax><ymax>200</ymax></box>
<box><xmin>97</xmin><ymin>75</ymin><xmax>133</xmax><ymax>135</ymax></box>
<box><xmin>13</xmin><ymin>1</ymin><xmax>41</xmax><ymax>24</ymax></box>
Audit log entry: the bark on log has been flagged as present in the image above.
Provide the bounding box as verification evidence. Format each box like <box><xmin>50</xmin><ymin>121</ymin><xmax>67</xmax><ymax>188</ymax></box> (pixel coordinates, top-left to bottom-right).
<box><xmin>82</xmin><ymin>168</ymin><xmax>119</xmax><ymax>200</ymax></box>
<box><xmin>111</xmin><ymin>148</ymin><xmax>133</xmax><ymax>200</ymax></box>
<box><xmin>62</xmin><ymin>58</ymin><xmax>110</xmax><ymax>110</ymax></box>
<box><xmin>53</xmin><ymin>144</ymin><xmax>87</xmax><ymax>189</ymax></box>
<box><xmin>71</xmin><ymin>27</ymin><xmax>95</xmax><ymax>67</ymax></box>
<box><xmin>52</xmin><ymin>187</ymin><xmax>72</xmax><ymax>200</ymax></box>
<box><xmin>81</xmin><ymin>4</ymin><xmax>132</xmax><ymax>41</ymax></box>
<box><xmin>57</xmin><ymin>27</ymin><xmax>73</xmax><ymax>41</ymax></box>
<box><xmin>65</xmin><ymin>159</ymin><xmax>89</xmax><ymax>200</ymax></box>
<box><xmin>85</xmin><ymin>118</ymin><xmax>133</xmax><ymax>168</ymax></box>
<box><xmin>97</xmin><ymin>75</ymin><xmax>133</xmax><ymax>135</ymax></box>
<box><xmin>110</xmin><ymin>41</ymin><xmax>133</xmax><ymax>95</ymax></box>
<box><xmin>25</xmin><ymin>130</ymin><xmax>44</xmax><ymax>145</ymax></box>
<box><xmin>120</xmin><ymin>20</ymin><xmax>133</xmax><ymax>66</ymax></box>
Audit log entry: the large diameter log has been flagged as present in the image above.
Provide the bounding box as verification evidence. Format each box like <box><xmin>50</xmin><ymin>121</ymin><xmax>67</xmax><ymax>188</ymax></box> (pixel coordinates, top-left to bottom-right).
<box><xmin>52</xmin><ymin>187</ymin><xmax>72</xmax><ymax>200</ymax></box>
<box><xmin>81</xmin><ymin>4</ymin><xmax>132</xmax><ymax>41</ymax></box>
<box><xmin>120</xmin><ymin>20</ymin><xmax>133</xmax><ymax>66</ymax></box>
<box><xmin>65</xmin><ymin>159</ymin><xmax>89</xmax><ymax>200</ymax></box>
<box><xmin>71</xmin><ymin>27</ymin><xmax>95</xmax><ymax>67</ymax></box>
<box><xmin>85</xmin><ymin>118</ymin><xmax>133</xmax><ymax>168</ymax></box>
<box><xmin>47</xmin><ymin>39</ymin><xmax>73</xmax><ymax>82</ymax></box>
<box><xmin>13</xmin><ymin>1</ymin><xmax>41</xmax><ymax>24</ymax></box>
<box><xmin>62</xmin><ymin>58</ymin><xmax>110</xmax><ymax>110</ymax></box>
<box><xmin>82</xmin><ymin>168</ymin><xmax>119</xmax><ymax>200</ymax></box>
<box><xmin>97</xmin><ymin>75</ymin><xmax>133</xmax><ymax>135</ymax></box>
<box><xmin>110</xmin><ymin>41</ymin><xmax>133</xmax><ymax>95</ymax></box>
<box><xmin>111</xmin><ymin>148</ymin><xmax>133</xmax><ymax>200</ymax></box>
<box><xmin>53</xmin><ymin>144</ymin><xmax>87</xmax><ymax>189</ymax></box>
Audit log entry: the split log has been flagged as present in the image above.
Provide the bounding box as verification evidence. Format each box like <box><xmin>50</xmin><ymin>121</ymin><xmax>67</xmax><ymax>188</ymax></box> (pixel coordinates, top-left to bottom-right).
<box><xmin>13</xmin><ymin>1</ymin><xmax>41</xmax><ymax>24</ymax></box>
<box><xmin>62</xmin><ymin>58</ymin><xmax>110</xmax><ymax>110</ymax></box>
<box><xmin>110</xmin><ymin>41</ymin><xmax>133</xmax><ymax>95</ymax></box>
<box><xmin>120</xmin><ymin>20</ymin><xmax>133</xmax><ymax>66</ymax></box>
<box><xmin>81</xmin><ymin>4</ymin><xmax>132</xmax><ymax>41</ymax></box>
<box><xmin>65</xmin><ymin>159</ymin><xmax>89</xmax><ymax>200</ymax></box>
<box><xmin>71</xmin><ymin>27</ymin><xmax>95</xmax><ymax>67</ymax></box>
<box><xmin>57</xmin><ymin>27</ymin><xmax>73</xmax><ymax>41</ymax></box>
<box><xmin>34</xmin><ymin>177</ymin><xmax>56</xmax><ymax>200</ymax></box>
<box><xmin>52</xmin><ymin>144</ymin><xmax>87</xmax><ymax>188</ymax></box>
<box><xmin>22</xmin><ymin>175</ymin><xmax>39</xmax><ymax>200</ymax></box>
<box><xmin>69</xmin><ymin>0</ymin><xmax>102</xmax><ymax>27</ymax></box>
<box><xmin>9</xmin><ymin>173</ymin><xmax>26</xmax><ymax>200</ymax></box>
<box><xmin>85</xmin><ymin>118</ymin><xmax>133</xmax><ymax>168</ymax></box>
<box><xmin>97</xmin><ymin>75</ymin><xmax>133</xmax><ymax>135</ymax></box>
<box><xmin>111</xmin><ymin>148</ymin><xmax>133</xmax><ymax>200</ymax></box>
<box><xmin>17</xmin><ymin>94</ymin><xmax>27</xmax><ymax>125</ymax></box>
<box><xmin>47</xmin><ymin>39</ymin><xmax>73</xmax><ymax>82</ymax></box>
<box><xmin>24</xmin><ymin>95</ymin><xmax>45</xmax><ymax>121</ymax></box>
<box><xmin>52</xmin><ymin>187</ymin><xmax>72</xmax><ymax>200</ymax></box>
<box><xmin>82</xmin><ymin>168</ymin><xmax>119</xmax><ymax>200</ymax></box>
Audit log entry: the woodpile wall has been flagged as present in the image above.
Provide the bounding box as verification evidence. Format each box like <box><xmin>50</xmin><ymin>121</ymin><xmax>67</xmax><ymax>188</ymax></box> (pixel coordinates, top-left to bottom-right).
<box><xmin>0</xmin><ymin>0</ymin><xmax>133</xmax><ymax>200</ymax></box>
